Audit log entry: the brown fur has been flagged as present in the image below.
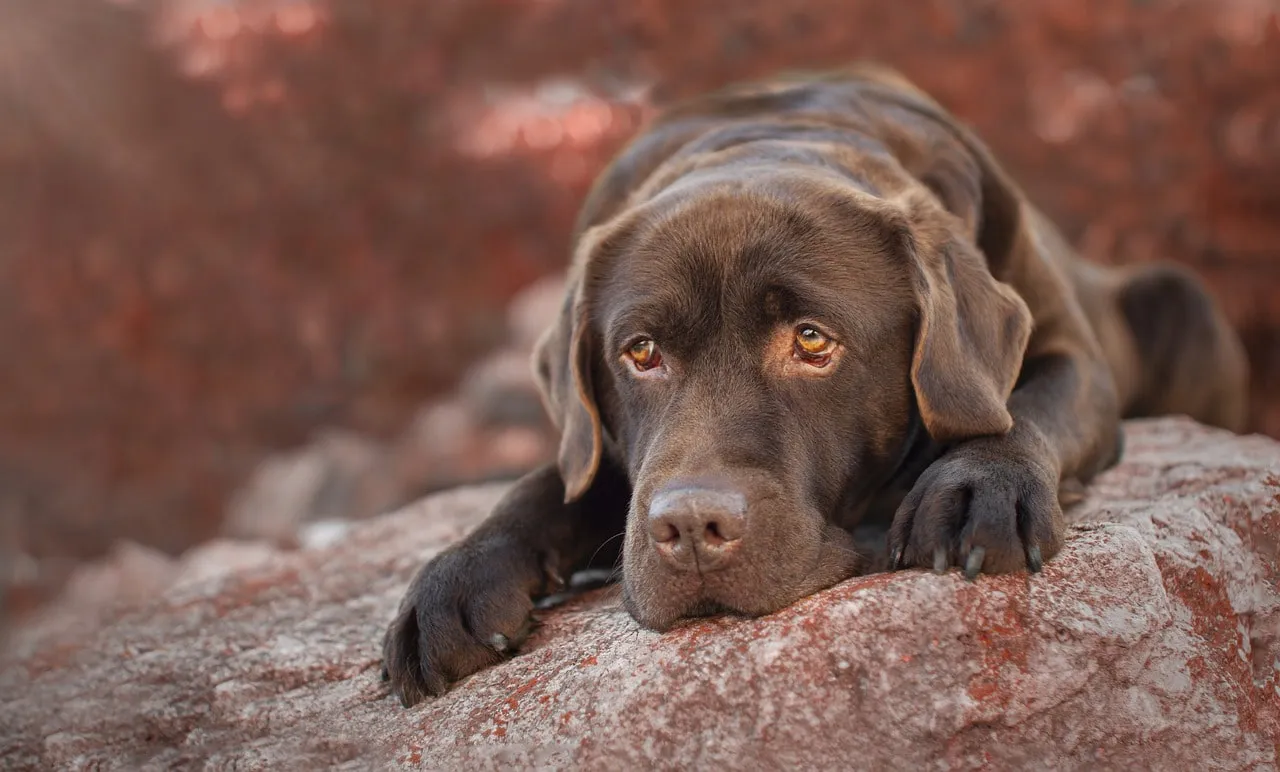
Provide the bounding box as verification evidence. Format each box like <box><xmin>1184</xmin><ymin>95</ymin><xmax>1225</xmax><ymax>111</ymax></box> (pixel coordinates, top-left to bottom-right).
<box><xmin>382</xmin><ymin>65</ymin><xmax>1248</xmax><ymax>706</ymax></box>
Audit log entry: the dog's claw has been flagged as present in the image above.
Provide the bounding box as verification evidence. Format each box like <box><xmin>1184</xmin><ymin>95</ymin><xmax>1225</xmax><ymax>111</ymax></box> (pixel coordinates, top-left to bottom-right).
<box><xmin>932</xmin><ymin>546</ymin><xmax>948</xmax><ymax>574</ymax></box>
<box><xmin>380</xmin><ymin>665</ymin><xmax>390</xmax><ymax>682</ymax></box>
<box><xmin>489</xmin><ymin>633</ymin><xmax>511</xmax><ymax>653</ymax></box>
<box><xmin>964</xmin><ymin>547</ymin><xmax>985</xmax><ymax>581</ymax></box>
<box><xmin>889</xmin><ymin>546</ymin><xmax>903</xmax><ymax>570</ymax></box>
<box><xmin>1027</xmin><ymin>545</ymin><xmax>1044</xmax><ymax>574</ymax></box>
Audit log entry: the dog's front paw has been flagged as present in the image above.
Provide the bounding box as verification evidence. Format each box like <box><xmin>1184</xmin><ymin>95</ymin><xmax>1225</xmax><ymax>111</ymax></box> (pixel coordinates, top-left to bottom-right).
<box><xmin>887</xmin><ymin>441</ymin><xmax>1063</xmax><ymax>578</ymax></box>
<box><xmin>381</xmin><ymin>544</ymin><xmax>550</xmax><ymax>707</ymax></box>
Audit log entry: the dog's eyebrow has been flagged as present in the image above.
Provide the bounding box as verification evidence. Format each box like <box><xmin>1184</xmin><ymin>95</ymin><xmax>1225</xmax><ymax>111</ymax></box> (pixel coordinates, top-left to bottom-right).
<box><xmin>754</xmin><ymin>280</ymin><xmax>849</xmax><ymax>333</ymax></box>
<box><xmin>603</xmin><ymin>306</ymin><xmax>664</xmax><ymax>346</ymax></box>
<box><xmin>597</xmin><ymin>253</ymin><xmax>724</xmax><ymax>349</ymax></box>
<box><xmin>746</xmin><ymin>263</ymin><xmax>904</xmax><ymax>345</ymax></box>
<box><xmin>600</xmin><ymin>296</ymin><xmax>710</xmax><ymax>353</ymax></box>
<box><xmin>757</xmin><ymin>282</ymin><xmax>825</xmax><ymax>323</ymax></box>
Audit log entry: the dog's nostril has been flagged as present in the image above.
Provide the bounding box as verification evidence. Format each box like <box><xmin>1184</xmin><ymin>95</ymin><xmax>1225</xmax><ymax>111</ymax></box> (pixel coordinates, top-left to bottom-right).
<box><xmin>703</xmin><ymin>519</ymin><xmax>727</xmax><ymax>546</ymax></box>
<box><xmin>647</xmin><ymin>483</ymin><xmax>747</xmax><ymax>566</ymax></box>
<box><xmin>652</xmin><ymin>520</ymin><xmax>680</xmax><ymax>544</ymax></box>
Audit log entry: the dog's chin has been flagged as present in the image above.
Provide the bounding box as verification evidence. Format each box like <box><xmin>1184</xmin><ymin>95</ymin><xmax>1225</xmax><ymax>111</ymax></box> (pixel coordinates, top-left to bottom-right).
<box><xmin>661</xmin><ymin>599</ymin><xmax>747</xmax><ymax>630</ymax></box>
<box><xmin>621</xmin><ymin>585</ymin><xmax>776</xmax><ymax>633</ymax></box>
<box><xmin>622</xmin><ymin>526</ymin><xmax>864</xmax><ymax>632</ymax></box>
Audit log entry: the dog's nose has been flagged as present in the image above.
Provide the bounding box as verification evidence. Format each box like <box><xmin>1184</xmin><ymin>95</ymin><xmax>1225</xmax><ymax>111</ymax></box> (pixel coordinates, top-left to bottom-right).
<box><xmin>647</xmin><ymin>484</ymin><xmax>747</xmax><ymax>569</ymax></box>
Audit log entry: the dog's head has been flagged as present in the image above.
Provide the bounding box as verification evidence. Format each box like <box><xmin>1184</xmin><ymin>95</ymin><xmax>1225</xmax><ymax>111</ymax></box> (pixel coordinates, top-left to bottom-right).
<box><xmin>533</xmin><ymin>79</ymin><xmax>1034</xmax><ymax>629</ymax></box>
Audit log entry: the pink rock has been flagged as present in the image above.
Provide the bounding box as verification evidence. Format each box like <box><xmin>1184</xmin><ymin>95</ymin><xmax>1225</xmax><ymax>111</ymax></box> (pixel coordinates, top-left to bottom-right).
<box><xmin>224</xmin><ymin>429</ymin><xmax>387</xmax><ymax>542</ymax></box>
<box><xmin>173</xmin><ymin>539</ymin><xmax>283</xmax><ymax>589</ymax></box>
<box><xmin>460</xmin><ymin>349</ymin><xmax>549</xmax><ymax>428</ymax></box>
<box><xmin>61</xmin><ymin>542</ymin><xmax>178</xmax><ymax>610</ymax></box>
<box><xmin>507</xmin><ymin>274</ymin><xmax>567</xmax><ymax>352</ymax></box>
<box><xmin>2</xmin><ymin>418</ymin><xmax>1277</xmax><ymax>769</ymax></box>
<box><xmin>1</xmin><ymin>542</ymin><xmax>179</xmax><ymax>661</ymax></box>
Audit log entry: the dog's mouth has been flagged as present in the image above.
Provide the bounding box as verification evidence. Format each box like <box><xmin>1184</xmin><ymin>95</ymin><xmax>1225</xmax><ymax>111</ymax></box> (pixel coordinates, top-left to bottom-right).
<box><xmin>621</xmin><ymin>522</ymin><xmax>863</xmax><ymax>631</ymax></box>
<box><xmin>679</xmin><ymin>598</ymin><xmax>742</xmax><ymax>621</ymax></box>
<box><xmin>620</xmin><ymin>582</ymin><xmax>750</xmax><ymax>632</ymax></box>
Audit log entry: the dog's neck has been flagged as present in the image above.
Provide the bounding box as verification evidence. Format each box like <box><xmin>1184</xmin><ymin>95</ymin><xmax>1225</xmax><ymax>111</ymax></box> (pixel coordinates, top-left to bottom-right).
<box><xmin>838</xmin><ymin>405</ymin><xmax>941</xmax><ymax>531</ymax></box>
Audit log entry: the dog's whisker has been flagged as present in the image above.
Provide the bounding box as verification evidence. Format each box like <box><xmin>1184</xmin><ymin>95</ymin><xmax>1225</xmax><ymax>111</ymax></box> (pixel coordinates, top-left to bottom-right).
<box><xmin>587</xmin><ymin>531</ymin><xmax>627</xmax><ymax>568</ymax></box>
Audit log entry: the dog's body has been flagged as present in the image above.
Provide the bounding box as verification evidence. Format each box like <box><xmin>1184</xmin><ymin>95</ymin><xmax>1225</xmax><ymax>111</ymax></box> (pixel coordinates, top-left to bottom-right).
<box><xmin>383</xmin><ymin>66</ymin><xmax>1248</xmax><ymax>706</ymax></box>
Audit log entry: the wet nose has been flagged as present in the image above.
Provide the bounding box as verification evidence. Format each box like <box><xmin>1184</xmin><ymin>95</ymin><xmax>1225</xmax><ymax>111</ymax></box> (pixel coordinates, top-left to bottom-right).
<box><xmin>647</xmin><ymin>484</ymin><xmax>747</xmax><ymax>570</ymax></box>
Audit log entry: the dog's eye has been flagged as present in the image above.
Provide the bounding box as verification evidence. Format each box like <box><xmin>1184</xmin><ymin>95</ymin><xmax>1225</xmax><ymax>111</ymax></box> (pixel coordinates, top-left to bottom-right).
<box><xmin>626</xmin><ymin>339</ymin><xmax>663</xmax><ymax>371</ymax></box>
<box><xmin>794</xmin><ymin>326</ymin><xmax>834</xmax><ymax>365</ymax></box>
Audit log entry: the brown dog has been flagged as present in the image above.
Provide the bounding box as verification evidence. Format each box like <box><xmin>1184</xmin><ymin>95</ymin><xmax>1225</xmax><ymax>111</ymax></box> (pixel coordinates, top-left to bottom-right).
<box><xmin>382</xmin><ymin>65</ymin><xmax>1248</xmax><ymax>706</ymax></box>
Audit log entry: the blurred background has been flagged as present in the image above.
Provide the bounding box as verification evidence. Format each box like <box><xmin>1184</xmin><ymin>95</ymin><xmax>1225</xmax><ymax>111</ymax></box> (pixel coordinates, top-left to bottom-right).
<box><xmin>1</xmin><ymin>0</ymin><xmax>1277</xmax><ymax>632</ymax></box>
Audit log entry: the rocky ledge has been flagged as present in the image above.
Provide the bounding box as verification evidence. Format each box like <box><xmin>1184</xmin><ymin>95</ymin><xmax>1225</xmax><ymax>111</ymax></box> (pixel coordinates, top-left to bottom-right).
<box><xmin>2</xmin><ymin>418</ymin><xmax>1278</xmax><ymax>770</ymax></box>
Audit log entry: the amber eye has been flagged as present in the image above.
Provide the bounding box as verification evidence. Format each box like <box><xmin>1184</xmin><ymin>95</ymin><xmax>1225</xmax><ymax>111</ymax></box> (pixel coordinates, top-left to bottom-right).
<box><xmin>794</xmin><ymin>326</ymin><xmax>834</xmax><ymax>363</ymax></box>
<box><xmin>626</xmin><ymin>339</ymin><xmax>663</xmax><ymax>371</ymax></box>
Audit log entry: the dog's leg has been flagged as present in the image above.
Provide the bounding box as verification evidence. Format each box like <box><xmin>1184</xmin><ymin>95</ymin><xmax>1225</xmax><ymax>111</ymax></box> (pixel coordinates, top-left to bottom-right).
<box><xmin>889</xmin><ymin>238</ymin><xmax>1127</xmax><ymax>577</ymax></box>
<box><xmin>382</xmin><ymin>462</ymin><xmax>628</xmax><ymax>706</ymax></box>
<box><xmin>1116</xmin><ymin>262</ymin><xmax>1249</xmax><ymax>432</ymax></box>
<box><xmin>889</xmin><ymin>346</ymin><xmax>1123</xmax><ymax>576</ymax></box>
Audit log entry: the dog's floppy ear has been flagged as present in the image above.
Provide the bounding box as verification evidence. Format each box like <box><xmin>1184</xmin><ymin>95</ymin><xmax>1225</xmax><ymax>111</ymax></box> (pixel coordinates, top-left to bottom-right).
<box><xmin>534</xmin><ymin>204</ymin><xmax>651</xmax><ymax>501</ymax></box>
<box><xmin>908</xmin><ymin>109</ymin><xmax>1037</xmax><ymax>441</ymax></box>
<box><xmin>898</xmin><ymin>191</ymin><xmax>1033</xmax><ymax>443</ymax></box>
<box><xmin>532</xmin><ymin>268</ymin><xmax>603</xmax><ymax>503</ymax></box>
<box><xmin>912</xmin><ymin>122</ymin><xmax>1030</xmax><ymax>282</ymax></box>
<box><xmin>855</xmin><ymin>73</ymin><xmax>1037</xmax><ymax>441</ymax></box>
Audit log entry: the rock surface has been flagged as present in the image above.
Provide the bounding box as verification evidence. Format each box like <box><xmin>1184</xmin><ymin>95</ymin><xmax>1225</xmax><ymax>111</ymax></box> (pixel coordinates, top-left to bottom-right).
<box><xmin>3</xmin><ymin>418</ymin><xmax>1278</xmax><ymax>770</ymax></box>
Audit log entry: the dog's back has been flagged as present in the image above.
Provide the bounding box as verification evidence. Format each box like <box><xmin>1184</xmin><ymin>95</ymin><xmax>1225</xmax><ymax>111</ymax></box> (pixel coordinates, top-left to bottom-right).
<box><xmin>579</xmin><ymin>66</ymin><xmax>1249</xmax><ymax>433</ymax></box>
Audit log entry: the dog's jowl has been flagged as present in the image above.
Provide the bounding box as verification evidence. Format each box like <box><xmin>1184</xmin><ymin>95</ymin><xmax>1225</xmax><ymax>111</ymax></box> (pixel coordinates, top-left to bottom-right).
<box><xmin>381</xmin><ymin>65</ymin><xmax>1249</xmax><ymax>706</ymax></box>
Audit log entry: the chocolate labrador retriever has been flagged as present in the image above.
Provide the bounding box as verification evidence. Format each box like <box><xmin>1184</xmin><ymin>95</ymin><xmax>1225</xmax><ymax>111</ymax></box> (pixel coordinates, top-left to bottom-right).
<box><xmin>382</xmin><ymin>65</ymin><xmax>1248</xmax><ymax>706</ymax></box>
